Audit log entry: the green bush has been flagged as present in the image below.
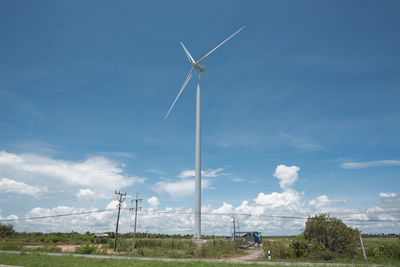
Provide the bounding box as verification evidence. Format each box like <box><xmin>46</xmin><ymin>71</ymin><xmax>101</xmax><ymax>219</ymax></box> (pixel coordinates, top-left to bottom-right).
<box><xmin>304</xmin><ymin>214</ymin><xmax>357</xmax><ymax>256</ymax></box>
<box><xmin>377</xmin><ymin>242</ymin><xmax>400</xmax><ymax>261</ymax></box>
<box><xmin>0</xmin><ymin>243</ymin><xmax>23</xmax><ymax>251</ymax></box>
<box><xmin>75</xmin><ymin>243</ymin><xmax>97</xmax><ymax>254</ymax></box>
<box><xmin>264</xmin><ymin>239</ymin><xmax>294</xmax><ymax>259</ymax></box>
<box><xmin>291</xmin><ymin>235</ymin><xmax>309</xmax><ymax>257</ymax></box>
<box><xmin>0</xmin><ymin>224</ymin><xmax>15</xmax><ymax>238</ymax></box>
<box><xmin>134</xmin><ymin>238</ymin><xmax>194</xmax><ymax>250</ymax></box>
<box><xmin>95</xmin><ymin>237</ymin><xmax>108</xmax><ymax>244</ymax></box>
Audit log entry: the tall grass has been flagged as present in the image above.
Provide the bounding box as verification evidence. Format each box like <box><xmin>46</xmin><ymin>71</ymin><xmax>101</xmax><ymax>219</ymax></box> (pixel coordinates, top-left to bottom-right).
<box><xmin>0</xmin><ymin>253</ymin><xmax>263</xmax><ymax>267</ymax></box>
<box><xmin>119</xmin><ymin>238</ymin><xmax>243</xmax><ymax>259</ymax></box>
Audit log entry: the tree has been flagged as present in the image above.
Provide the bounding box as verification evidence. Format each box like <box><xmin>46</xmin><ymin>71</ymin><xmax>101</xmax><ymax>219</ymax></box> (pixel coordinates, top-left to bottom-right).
<box><xmin>303</xmin><ymin>214</ymin><xmax>357</xmax><ymax>255</ymax></box>
<box><xmin>0</xmin><ymin>223</ymin><xmax>15</xmax><ymax>238</ymax></box>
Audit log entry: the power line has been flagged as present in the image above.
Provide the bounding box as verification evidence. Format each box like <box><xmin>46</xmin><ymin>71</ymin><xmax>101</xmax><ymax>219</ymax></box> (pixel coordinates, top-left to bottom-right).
<box><xmin>328</xmin><ymin>210</ymin><xmax>400</xmax><ymax>214</ymax></box>
<box><xmin>251</xmin><ymin>206</ymin><xmax>400</xmax><ymax>214</ymax></box>
<box><xmin>0</xmin><ymin>209</ymin><xmax>116</xmax><ymax>222</ymax></box>
<box><xmin>1</xmin><ymin>207</ymin><xmax>400</xmax><ymax>224</ymax></box>
<box><xmin>138</xmin><ymin>208</ymin><xmax>400</xmax><ymax>222</ymax></box>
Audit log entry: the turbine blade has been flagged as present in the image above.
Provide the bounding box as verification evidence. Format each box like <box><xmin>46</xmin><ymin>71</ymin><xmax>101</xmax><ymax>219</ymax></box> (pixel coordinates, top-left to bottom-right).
<box><xmin>197</xmin><ymin>26</ymin><xmax>245</xmax><ymax>64</ymax></box>
<box><xmin>164</xmin><ymin>67</ymin><xmax>195</xmax><ymax>120</ymax></box>
<box><xmin>181</xmin><ymin>42</ymin><xmax>195</xmax><ymax>64</ymax></box>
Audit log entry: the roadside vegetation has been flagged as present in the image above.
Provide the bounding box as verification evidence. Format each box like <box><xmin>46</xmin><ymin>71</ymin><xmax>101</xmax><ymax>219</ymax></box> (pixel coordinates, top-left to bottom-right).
<box><xmin>0</xmin><ymin>253</ymin><xmax>277</xmax><ymax>267</ymax></box>
<box><xmin>0</xmin><ymin>224</ymin><xmax>245</xmax><ymax>259</ymax></box>
<box><xmin>1</xmin><ymin>216</ymin><xmax>400</xmax><ymax>265</ymax></box>
<box><xmin>262</xmin><ymin>214</ymin><xmax>400</xmax><ymax>264</ymax></box>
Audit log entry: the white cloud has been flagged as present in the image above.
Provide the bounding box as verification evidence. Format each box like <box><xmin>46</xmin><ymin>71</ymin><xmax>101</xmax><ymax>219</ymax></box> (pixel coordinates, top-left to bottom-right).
<box><xmin>0</xmin><ymin>151</ymin><xmax>144</xmax><ymax>199</ymax></box>
<box><xmin>76</xmin><ymin>188</ymin><xmax>97</xmax><ymax>199</ymax></box>
<box><xmin>379</xmin><ymin>192</ymin><xmax>397</xmax><ymax>198</ymax></box>
<box><xmin>148</xmin><ymin>196</ymin><xmax>159</xmax><ymax>208</ymax></box>
<box><xmin>178</xmin><ymin>170</ymin><xmax>195</xmax><ymax>179</ymax></box>
<box><xmin>0</xmin><ymin>209</ymin><xmax>19</xmax><ymax>221</ymax></box>
<box><xmin>0</xmin><ymin>178</ymin><xmax>46</xmax><ymax>197</ymax></box>
<box><xmin>153</xmin><ymin>168</ymin><xmax>223</xmax><ymax>197</ymax></box>
<box><xmin>232</xmin><ymin>177</ymin><xmax>246</xmax><ymax>182</ymax></box>
<box><xmin>105</xmin><ymin>200</ymin><xmax>122</xmax><ymax>210</ymax></box>
<box><xmin>154</xmin><ymin>179</ymin><xmax>210</xmax><ymax>197</ymax></box>
<box><xmin>309</xmin><ymin>195</ymin><xmax>331</xmax><ymax>208</ymax></box>
<box><xmin>5</xmin><ymin>190</ymin><xmax>400</xmax><ymax>236</ymax></box>
<box><xmin>3</xmin><ymin>164</ymin><xmax>400</xmax><ymax>235</ymax></box>
<box><xmin>378</xmin><ymin>192</ymin><xmax>400</xmax><ymax>210</ymax></box>
<box><xmin>254</xmin><ymin>189</ymin><xmax>304</xmax><ymax>210</ymax></box>
<box><xmin>213</xmin><ymin>202</ymin><xmax>233</xmax><ymax>214</ymax></box>
<box><xmin>19</xmin><ymin>204</ymin><xmax>119</xmax><ymax>233</ymax></box>
<box><xmin>178</xmin><ymin>168</ymin><xmax>225</xmax><ymax>179</ymax></box>
<box><xmin>273</xmin><ymin>164</ymin><xmax>300</xmax><ymax>190</ymax></box>
<box><xmin>341</xmin><ymin>160</ymin><xmax>400</xmax><ymax>169</ymax></box>
<box><xmin>0</xmin><ymin>152</ymin><xmax>23</xmax><ymax>165</ymax></box>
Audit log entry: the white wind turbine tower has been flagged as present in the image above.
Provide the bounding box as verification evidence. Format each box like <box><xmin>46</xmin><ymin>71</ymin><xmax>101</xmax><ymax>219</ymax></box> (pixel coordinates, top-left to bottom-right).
<box><xmin>164</xmin><ymin>26</ymin><xmax>245</xmax><ymax>240</ymax></box>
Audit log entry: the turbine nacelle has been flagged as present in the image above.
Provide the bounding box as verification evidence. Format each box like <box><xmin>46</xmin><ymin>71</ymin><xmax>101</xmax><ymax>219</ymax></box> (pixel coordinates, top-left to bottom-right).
<box><xmin>194</xmin><ymin>64</ymin><xmax>205</xmax><ymax>73</ymax></box>
<box><xmin>164</xmin><ymin>26</ymin><xmax>245</xmax><ymax>120</ymax></box>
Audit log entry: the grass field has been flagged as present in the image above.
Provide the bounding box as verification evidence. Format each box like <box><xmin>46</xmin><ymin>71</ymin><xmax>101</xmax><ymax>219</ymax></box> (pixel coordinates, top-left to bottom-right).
<box><xmin>0</xmin><ymin>237</ymin><xmax>247</xmax><ymax>259</ymax></box>
<box><xmin>362</xmin><ymin>237</ymin><xmax>399</xmax><ymax>247</ymax></box>
<box><xmin>0</xmin><ymin>252</ymin><xmax>293</xmax><ymax>267</ymax></box>
<box><xmin>1</xmin><ymin>232</ymin><xmax>399</xmax><ymax>265</ymax></box>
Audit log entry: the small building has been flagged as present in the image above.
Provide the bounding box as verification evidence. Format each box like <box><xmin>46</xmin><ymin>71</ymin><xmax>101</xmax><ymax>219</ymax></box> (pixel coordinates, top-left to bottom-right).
<box><xmin>93</xmin><ymin>233</ymin><xmax>109</xmax><ymax>239</ymax></box>
<box><xmin>234</xmin><ymin>231</ymin><xmax>262</xmax><ymax>245</ymax></box>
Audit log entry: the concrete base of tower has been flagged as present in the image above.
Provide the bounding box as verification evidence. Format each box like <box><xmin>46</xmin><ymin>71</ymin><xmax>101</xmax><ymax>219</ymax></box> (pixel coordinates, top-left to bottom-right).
<box><xmin>193</xmin><ymin>238</ymin><xmax>207</xmax><ymax>244</ymax></box>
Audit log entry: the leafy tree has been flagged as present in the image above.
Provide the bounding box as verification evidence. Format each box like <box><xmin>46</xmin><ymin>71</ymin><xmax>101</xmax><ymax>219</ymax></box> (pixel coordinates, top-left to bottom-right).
<box><xmin>303</xmin><ymin>214</ymin><xmax>357</xmax><ymax>255</ymax></box>
<box><xmin>291</xmin><ymin>235</ymin><xmax>309</xmax><ymax>257</ymax></box>
<box><xmin>0</xmin><ymin>223</ymin><xmax>15</xmax><ymax>237</ymax></box>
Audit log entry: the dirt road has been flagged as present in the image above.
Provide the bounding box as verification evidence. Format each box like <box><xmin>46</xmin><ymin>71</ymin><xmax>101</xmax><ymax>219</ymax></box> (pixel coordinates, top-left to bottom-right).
<box><xmin>232</xmin><ymin>248</ymin><xmax>265</xmax><ymax>261</ymax></box>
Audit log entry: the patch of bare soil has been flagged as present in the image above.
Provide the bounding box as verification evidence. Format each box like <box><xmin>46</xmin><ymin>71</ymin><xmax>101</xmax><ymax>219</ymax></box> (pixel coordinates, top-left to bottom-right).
<box><xmin>231</xmin><ymin>248</ymin><xmax>265</xmax><ymax>261</ymax></box>
<box><xmin>56</xmin><ymin>245</ymin><xmax>78</xmax><ymax>253</ymax></box>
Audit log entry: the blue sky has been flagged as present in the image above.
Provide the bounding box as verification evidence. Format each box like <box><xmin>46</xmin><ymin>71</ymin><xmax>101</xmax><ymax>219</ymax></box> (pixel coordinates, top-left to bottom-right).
<box><xmin>0</xmin><ymin>0</ymin><xmax>399</xmax><ymax>235</ymax></box>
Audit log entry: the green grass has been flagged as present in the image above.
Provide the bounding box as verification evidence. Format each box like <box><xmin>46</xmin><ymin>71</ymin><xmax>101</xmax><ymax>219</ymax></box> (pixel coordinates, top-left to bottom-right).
<box><xmin>1</xmin><ymin>235</ymin><xmax>399</xmax><ymax>265</ymax></box>
<box><xmin>362</xmin><ymin>237</ymin><xmax>399</xmax><ymax>247</ymax></box>
<box><xmin>0</xmin><ymin>237</ymin><xmax>246</xmax><ymax>259</ymax></box>
<box><xmin>0</xmin><ymin>252</ymin><xmax>291</xmax><ymax>267</ymax></box>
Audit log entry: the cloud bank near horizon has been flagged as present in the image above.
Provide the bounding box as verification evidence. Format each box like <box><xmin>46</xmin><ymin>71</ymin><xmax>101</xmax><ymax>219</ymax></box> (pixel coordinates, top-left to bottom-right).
<box><xmin>1</xmin><ymin>159</ymin><xmax>398</xmax><ymax>235</ymax></box>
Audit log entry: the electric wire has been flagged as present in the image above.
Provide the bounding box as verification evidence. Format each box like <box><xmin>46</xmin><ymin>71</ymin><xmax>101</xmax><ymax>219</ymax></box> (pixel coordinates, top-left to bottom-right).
<box><xmin>2</xmin><ymin>207</ymin><xmax>400</xmax><ymax>223</ymax></box>
<box><xmin>0</xmin><ymin>208</ymin><xmax>116</xmax><ymax>222</ymax></box>
<box><xmin>136</xmin><ymin>208</ymin><xmax>400</xmax><ymax>222</ymax></box>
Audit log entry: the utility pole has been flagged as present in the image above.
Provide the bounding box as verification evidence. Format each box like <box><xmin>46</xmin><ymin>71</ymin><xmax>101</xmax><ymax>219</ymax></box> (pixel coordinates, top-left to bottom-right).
<box><xmin>357</xmin><ymin>228</ymin><xmax>367</xmax><ymax>260</ymax></box>
<box><xmin>232</xmin><ymin>216</ymin><xmax>236</xmax><ymax>252</ymax></box>
<box><xmin>130</xmin><ymin>192</ymin><xmax>142</xmax><ymax>250</ymax></box>
<box><xmin>113</xmin><ymin>190</ymin><xmax>126</xmax><ymax>252</ymax></box>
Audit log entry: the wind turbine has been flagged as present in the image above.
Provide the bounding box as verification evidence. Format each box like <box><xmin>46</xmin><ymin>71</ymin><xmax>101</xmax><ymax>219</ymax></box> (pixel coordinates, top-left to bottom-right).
<box><xmin>164</xmin><ymin>26</ymin><xmax>245</xmax><ymax>240</ymax></box>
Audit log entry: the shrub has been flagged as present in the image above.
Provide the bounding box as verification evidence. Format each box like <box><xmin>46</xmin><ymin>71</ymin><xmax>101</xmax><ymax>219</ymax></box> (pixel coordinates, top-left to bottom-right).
<box><xmin>304</xmin><ymin>214</ymin><xmax>357</xmax><ymax>256</ymax></box>
<box><xmin>95</xmin><ymin>237</ymin><xmax>108</xmax><ymax>244</ymax></box>
<box><xmin>0</xmin><ymin>224</ymin><xmax>15</xmax><ymax>238</ymax></box>
<box><xmin>264</xmin><ymin>239</ymin><xmax>294</xmax><ymax>259</ymax></box>
<box><xmin>0</xmin><ymin>243</ymin><xmax>23</xmax><ymax>251</ymax></box>
<box><xmin>377</xmin><ymin>242</ymin><xmax>400</xmax><ymax>261</ymax></box>
<box><xmin>75</xmin><ymin>243</ymin><xmax>97</xmax><ymax>254</ymax></box>
<box><xmin>291</xmin><ymin>235</ymin><xmax>310</xmax><ymax>257</ymax></box>
<box><xmin>307</xmin><ymin>241</ymin><xmax>328</xmax><ymax>260</ymax></box>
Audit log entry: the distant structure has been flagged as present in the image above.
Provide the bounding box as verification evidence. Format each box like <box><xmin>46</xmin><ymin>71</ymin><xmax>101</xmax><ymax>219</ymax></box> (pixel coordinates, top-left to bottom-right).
<box><xmin>93</xmin><ymin>233</ymin><xmax>109</xmax><ymax>239</ymax></box>
<box><xmin>234</xmin><ymin>231</ymin><xmax>262</xmax><ymax>245</ymax></box>
<box><xmin>164</xmin><ymin>27</ymin><xmax>245</xmax><ymax>241</ymax></box>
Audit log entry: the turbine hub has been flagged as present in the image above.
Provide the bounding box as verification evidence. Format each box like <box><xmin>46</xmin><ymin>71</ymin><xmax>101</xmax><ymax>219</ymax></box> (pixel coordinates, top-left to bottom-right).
<box><xmin>194</xmin><ymin>64</ymin><xmax>206</xmax><ymax>73</ymax></box>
